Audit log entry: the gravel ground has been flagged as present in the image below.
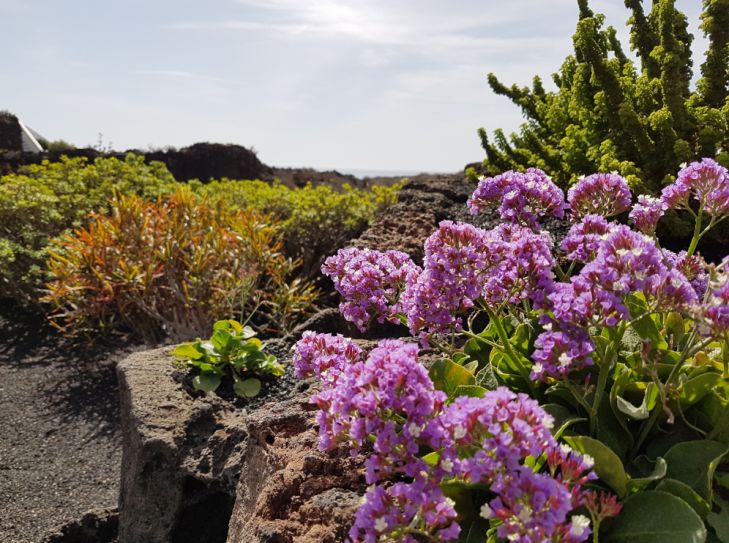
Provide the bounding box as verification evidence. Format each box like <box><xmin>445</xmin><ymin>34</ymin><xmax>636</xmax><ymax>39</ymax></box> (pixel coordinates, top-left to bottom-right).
<box><xmin>0</xmin><ymin>305</ymin><xmax>136</xmax><ymax>543</ymax></box>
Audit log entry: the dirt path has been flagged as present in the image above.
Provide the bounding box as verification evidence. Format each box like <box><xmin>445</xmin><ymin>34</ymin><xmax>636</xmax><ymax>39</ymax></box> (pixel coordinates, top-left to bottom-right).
<box><xmin>0</xmin><ymin>307</ymin><xmax>132</xmax><ymax>543</ymax></box>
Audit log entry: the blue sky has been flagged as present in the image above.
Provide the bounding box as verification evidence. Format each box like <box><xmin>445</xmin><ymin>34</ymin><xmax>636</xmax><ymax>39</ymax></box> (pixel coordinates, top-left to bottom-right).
<box><xmin>1</xmin><ymin>0</ymin><xmax>705</xmax><ymax>172</ymax></box>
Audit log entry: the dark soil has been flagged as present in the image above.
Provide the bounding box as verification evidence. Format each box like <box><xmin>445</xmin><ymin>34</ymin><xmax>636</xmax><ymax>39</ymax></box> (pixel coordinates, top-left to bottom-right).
<box><xmin>0</xmin><ymin>304</ymin><xmax>140</xmax><ymax>543</ymax></box>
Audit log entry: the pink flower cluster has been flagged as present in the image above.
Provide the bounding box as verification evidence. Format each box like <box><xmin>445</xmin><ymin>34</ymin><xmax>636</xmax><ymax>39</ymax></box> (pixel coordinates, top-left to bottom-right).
<box><xmin>568</xmin><ymin>173</ymin><xmax>632</xmax><ymax>218</ymax></box>
<box><xmin>662</xmin><ymin>158</ymin><xmax>729</xmax><ymax>216</ymax></box>
<box><xmin>294</xmin><ymin>336</ymin><xmax>596</xmax><ymax>543</ymax></box>
<box><xmin>468</xmin><ymin>168</ymin><xmax>565</xmax><ymax>227</ymax></box>
<box><xmin>322</xmin><ymin>247</ymin><xmax>421</xmax><ymax>331</ymax></box>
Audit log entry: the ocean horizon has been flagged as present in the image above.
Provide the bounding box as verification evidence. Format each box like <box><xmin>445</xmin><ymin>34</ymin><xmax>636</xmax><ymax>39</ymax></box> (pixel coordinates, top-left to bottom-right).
<box><xmin>335</xmin><ymin>167</ymin><xmax>452</xmax><ymax>178</ymax></box>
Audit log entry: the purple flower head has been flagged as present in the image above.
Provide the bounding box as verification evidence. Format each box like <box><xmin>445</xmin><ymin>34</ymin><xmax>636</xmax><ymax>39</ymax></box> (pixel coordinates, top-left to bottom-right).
<box><xmin>568</xmin><ymin>173</ymin><xmax>632</xmax><ymax>218</ymax></box>
<box><xmin>293</xmin><ymin>331</ymin><xmax>362</xmax><ymax>380</ymax></box>
<box><xmin>561</xmin><ymin>214</ymin><xmax>617</xmax><ymax>263</ymax></box>
<box><xmin>547</xmin><ymin>278</ymin><xmax>629</xmax><ymax>327</ymax></box>
<box><xmin>531</xmin><ymin>325</ymin><xmax>594</xmax><ymax>382</ymax></box>
<box><xmin>312</xmin><ymin>339</ymin><xmax>445</xmax><ymax>480</ymax></box>
<box><xmin>630</xmin><ymin>195</ymin><xmax>667</xmax><ymax>235</ymax></box>
<box><xmin>700</xmin><ymin>275</ymin><xmax>729</xmax><ymax>338</ymax></box>
<box><xmin>469</xmin><ymin>168</ymin><xmax>565</xmax><ymax>227</ymax></box>
<box><xmin>482</xmin><ymin>224</ymin><xmax>556</xmax><ymax>307</ymax></box>
<box><xmin>581</xmin><ymin>225</ymin><xmax>665</xmax><ymax>296</ymax></box>
<box><xmin>348</xmin><ymin>479</ymin><xmax>460</xmax><ymax>543</ymax></box>
<box><xmin>322</xmin><ymin>247</ymin><xmax>421</xmax><ymax>332</ymax></box>
<box><xmin>663</xmin><ymin>249</ymin><xmax>709</xmax><ymax>298</ymax></box>
<box><xmin>485</xmin><ymin>467</ymin><xmax>590</xmax><ymax>543</ymax></box>
<box><xmin>433</xmin><ymin>389</ymin><xmax>557</xmax><ymax>481</ymax></box>
<box><xmin>650</xmin><ymin>268</ymin><xmax>699</xmax><ymax>311</ymax></box>
<box><xmin>402</xmin><ymin>221</ymin><xmax>491</xmax><ymax>335</ymax></box>
<box><xmin>662</xmin><ymin>158</ymin><xmax>729</xmax><ymax>216</ymax></box>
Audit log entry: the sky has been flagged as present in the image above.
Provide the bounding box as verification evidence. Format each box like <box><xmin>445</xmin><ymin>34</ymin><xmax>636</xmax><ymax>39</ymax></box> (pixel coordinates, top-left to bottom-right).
<box><xmin>1</xmin><ymin>0</ymin><xmax>706</xmax><ymax>173</ymax></box>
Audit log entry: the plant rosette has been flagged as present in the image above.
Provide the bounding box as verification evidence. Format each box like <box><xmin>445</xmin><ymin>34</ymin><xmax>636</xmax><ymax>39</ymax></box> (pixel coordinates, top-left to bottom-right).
<box><xmin>297</xmin><ymin>160</ymin><xmax>729</xmax><ymax>543</ymax></box>
<box><xmin>172</xmin><ymin>319</ymin><xmax>284</xmax><ymax>399</ymax></box>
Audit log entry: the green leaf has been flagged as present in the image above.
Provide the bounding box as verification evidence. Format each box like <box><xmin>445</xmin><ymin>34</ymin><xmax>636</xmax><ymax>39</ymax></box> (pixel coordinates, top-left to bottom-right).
<box><xmin>422</xmin><ymin>451</ymin><xmax>440</xmax><ymax>466</ymax></box>
<box><xmin>429</xmin><ymin>359</ymin><xmax>476</xmax><ymax>397</ymax></box>
<box><xmin>626</xmin><ymin>457</ymin><xmax>667</xmax><ymax>492</ymax></box>
<box><xmin>564</xmin><ymin>435</ymin><xmax>629</xmax><ymax>496</ymax></box>
<box><xmin>234</xmin><ymin>377</ymin><xmax>262</xmax><ymax>398</ymax></box>
<box><xmin>626</xmin><ymin>294</ymin><xmax>667</xmax><ymax>349</ymax></box>
<box><xmin>458</xmin><ymin>519</ymin><xmax>490</xmax><ymax>543</ymax></box>
<box><xmin>616</xmin><ymin>383</ymin><xmax>659</xmax><ymax>421</ymax></box>
<box><xmin>192</xmin><ymin>373</ymin><xmax>221</xmax><ymax>393</ymax></box>
<box><xmin>656</xmin><ymin>478</ymin><xmax>711</xmax><ymax>518</ymax></box>
<box><xmin>211</xmin><ymin>329</ymin><xmax>233</xmax><ymax>352</ymax></box>
<box><xmin>664</xmin><ymin>440</ymin><xmax>729</xmax><ymax>501</ymax></box>
<box><xmin>454</xmin><ymin>385</ymin><xmax>488</xmax><ymax>398</ymax></box>
<box><xmin>681</xmin><ymin>373</ymin><xmax>726</xmax><ymax>408</ymax></box>
<box><xmin>475</xmin><ymin>364</ymin><xmax>498</xmax><ymax>390</ymax></box>
<box><xmin>604</xmin><ymin>491</ymin><xmax>706</xmax><ymax>543</ymax></box>
<box><xmin>708</xmin><ymin>508</ymin><xmax>729</xmax><ymax>543</ymax></box>
<box><xmin>172</xmin><ymin>342</ymin><xmax>204</xmax><ymax>360</ymax></box>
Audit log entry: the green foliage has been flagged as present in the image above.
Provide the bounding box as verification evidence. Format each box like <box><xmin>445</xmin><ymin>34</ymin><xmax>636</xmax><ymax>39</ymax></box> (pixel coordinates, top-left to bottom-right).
<box><xmin>0</xmin><ymin>154</ymin><xmax>177</xmax><ymax>302</ymax></box>
<box><xmin>172</xmin><ymin>319</ymin><xmax>284</xmax><ymax>399</ymax></box>
<box><xmin>43</xmin><ymin>188</ymin><xmax>317</xmax><ymax>342</ymax></box>
<box><xmin>480</xmin><ymin>0</ymin><xmax>729</xmax><ymax>192</ymax></box>
<box><xmin>194</xmin><ymin>179</ymin><xmax>400</xmax><ymax>275</ymax></box>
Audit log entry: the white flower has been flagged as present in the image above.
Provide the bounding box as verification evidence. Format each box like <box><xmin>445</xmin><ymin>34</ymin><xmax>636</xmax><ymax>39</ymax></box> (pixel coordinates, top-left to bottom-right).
<box><xmin>570</xmin><ymin>515</ymin><xmax>591</xmax><ymax>537</ymax></box>
<box><xmin>453</xmin><ymin>425</ymin><xmax>467</xmax><ymax>440</ymax></box>
<box><xmin>441</xmin><ymin>458</ymin><xmax>454</xmax><ymax>473</ymax></box>
<box><xmin>375</xmin><ymin>517</ymin><xmax>388</xmax><ymax>533</ymax></box>
<box><xmin>480</xmin><ymin>503</ymin><xmax>493</xmax><ymax>519</ymax></box>
<box><xmin>408</xmin><ymin>423</ymin><xmax>421</xmax><ymax>438</ymax></box>
<box><xmin>582</xmin><ymin>454</ymin><xmax>595</xmax><ymax>468</ymax></box>
<box><xmin>558</xmin><ymin>352</ymin><xmax>572</xmax><ymax>367</ymax></box>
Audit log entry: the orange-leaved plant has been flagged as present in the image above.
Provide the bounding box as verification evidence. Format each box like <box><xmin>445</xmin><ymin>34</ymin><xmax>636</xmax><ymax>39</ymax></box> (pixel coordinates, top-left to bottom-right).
<box><xmin>43</xmin><ymin>188</ymin><xmax>317</xmax><ymax>342</ymax></box>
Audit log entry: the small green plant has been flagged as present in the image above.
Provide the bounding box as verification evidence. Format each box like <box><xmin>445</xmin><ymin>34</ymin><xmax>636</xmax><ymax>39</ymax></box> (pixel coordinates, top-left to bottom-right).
<box><xmin>172</xmin><ymin>319</ymin><xmax>284</xmax><ymax>399</ymax></box>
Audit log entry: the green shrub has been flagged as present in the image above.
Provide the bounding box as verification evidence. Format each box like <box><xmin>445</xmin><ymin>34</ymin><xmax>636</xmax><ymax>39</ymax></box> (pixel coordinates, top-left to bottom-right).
<box><xmin>479</xmin><ymin>0</ymin><xmax>729</xmax><ymax>192</ymax></box>
<box><xmin>0</xmin><ymin>153</ymin><xmax>176</xmax><ymax>302</ymax></box>
<box><xmin>195</xmin><ymin>179</ymin><xmax>400</xmax><ymax>275</ymax></box>
<box><xmin>43</xmin><ymin>188</ymin><xmax>317</xmax><ymax>342</ymax></box>
<box><xmin>172</xmin><ymin>319</ymin><xmax>283</xmax><ymax>399</ymax></box>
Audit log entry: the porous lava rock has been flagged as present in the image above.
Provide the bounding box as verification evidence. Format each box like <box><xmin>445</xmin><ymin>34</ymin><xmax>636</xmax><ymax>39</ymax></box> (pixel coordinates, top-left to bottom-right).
<box><xmin>225</xmin><ymin>396</ymin><xmax>367</xmax><ymax>543</ymax></box>
<box><xmin>117</xmin><ymin>347</ymin><xmax>247</xmax><ymax>543</ymax></box>
<box><xmin>352</xmin><ymin>173</ymin><xmax>475</xmax><ymax>263</ymax></box>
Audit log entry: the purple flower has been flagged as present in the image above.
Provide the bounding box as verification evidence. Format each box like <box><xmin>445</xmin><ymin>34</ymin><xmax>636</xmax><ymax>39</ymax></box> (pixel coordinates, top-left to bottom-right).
<box><xmin>650</xmin><ymin>268</ymin><xmax>699</xmax><ymax>311</ymax></box>
<box><xmin>580</xmin><ymin>225</ymin><xmax>665</xmax><ymax>296</ymax></box>
<box><xmin>568</xmin><ymin>173</ymin><xmax>632</xmax><ymax>218</ymax></box>
<box><xmin>531</xmin><ymin>325</ymin><xmax>594</xmax><ymax>381</ymax></box>
<box><xmin>293</xmin><ymin>331</ymin><xmax>362</xmax><ymax>380</ymax></box>
<box><xmin>629</xmin><ymin>195</ymin><xmax>667</xmax><ymax>235</ymax></box>
<box><xmin>468</xmin><ymin>168</ymin><xmax>565</xmax><ymax>227</ymax></box>
<box><xmin>561</xmin><ymin>214</ymin><xmax>617</xmax><ymax>263</ymax></box>
<box><xmin>485</xmin><ymin>467</ymin><xmax>589</xmax><ymax>543</ymax></box>
<box><xmin>662</xmin><ymin>158</ymin><xmax>729</xmax><ymax>216</ymax></box>
<box><xmin>401</xmin><ymin>221</ymin><xmax>491</xmax><ymax>335</ymax></box>
<box><xmin>322</xmin><ymin>247</ymin><xmax>421</xmax><ymax>331</ymax></box>
<box><xmin>662</xmin><ymin>250</ymin><xmax>709</xmax><ymax>298</ymax></box>
<box><xmin>311</xmin><ymin>339</ymin><xmax>445</xmax><ymax>480</ymax></box>
<box><xmin>700</xmin><ymin>275</ymin><xmax>729</xmax><ymax>337</ymax></box>
<box><xmin>433</xmin><ymin>390</ymin><xmax>557</xmax><ymax>481</ymax></box>
<box><xmin>348</xmin><ymin>479</ymin><xmax>460</xmax><ymax>543</ymax></box>
<box><xmin>484</xmin><ymin>224</ymin><xmax>556</xmax><ymax>307</ymax></box>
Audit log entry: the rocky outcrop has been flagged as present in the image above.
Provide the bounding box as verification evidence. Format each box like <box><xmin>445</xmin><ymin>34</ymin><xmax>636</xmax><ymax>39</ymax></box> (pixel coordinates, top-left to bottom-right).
<box><xmin>225</xmin><ymin>396</ymin><xmax>366</xmax><ymax>543</ymax></box>
<box><xmin>352</xmin><ymin>173</ymin><xmax>476</xmax><ymax>262</ymax></box>
<box><xmin>117</xmin><ymin>348</ymin><xmax>247</xmax><ymax>543</ymax></box>
<box><xmin>117</xmin><ymin>344</ymin><xmax>367</xmax><ymax>543</ymax></box>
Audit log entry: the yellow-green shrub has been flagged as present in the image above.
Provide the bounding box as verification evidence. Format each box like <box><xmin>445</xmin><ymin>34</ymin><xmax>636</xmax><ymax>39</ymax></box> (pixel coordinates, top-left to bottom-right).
<box><xmin>0</xmin><ymin>154</ymin><xmax>176</xmax><ymax>302</ymax></box>
<box><xmin>43</xmin><ymin>189</ymin><xmax>316</xmax><ymax>342</ymax></box>
<box><xmin>195</xmin><ymin>180</ymin><xmax>400</xmax><ymax>275</ymax></box>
